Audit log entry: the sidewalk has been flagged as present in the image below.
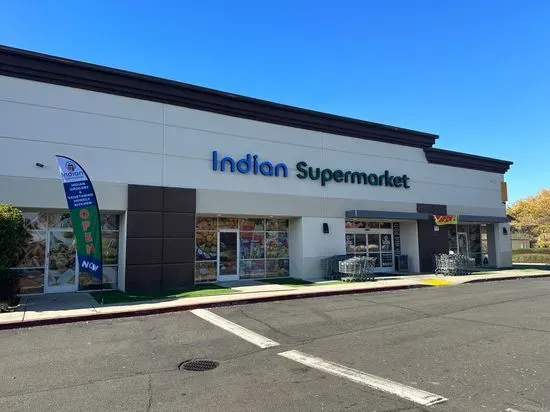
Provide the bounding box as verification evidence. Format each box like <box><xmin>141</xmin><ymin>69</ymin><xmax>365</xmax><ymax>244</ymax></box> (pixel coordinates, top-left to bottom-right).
<box><xmin>2</xmin><ymin>268</ymin><xmax>550</xmax><ymax>330</ymax></box>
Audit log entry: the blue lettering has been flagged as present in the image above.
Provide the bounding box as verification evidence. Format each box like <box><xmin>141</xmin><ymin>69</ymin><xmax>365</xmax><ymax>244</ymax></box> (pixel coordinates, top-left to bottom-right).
<box><xmin>220</xmin><ymin>156</ymin><xmax>236</xmax><ymax>172</ymax></box>
<box><xmin>275</xmin><ymin>163</ymin><xmax>288</xmax><ymax>177</ymax></box>
<box><xmin>237</xmin><ymin>154</ymin><xmax>252</xmax><ymax>174</ymax></box>
<box><xmin>260</xmin><ymin>162</ymin><xmax>274</xmax><ymax>176</ymax></box>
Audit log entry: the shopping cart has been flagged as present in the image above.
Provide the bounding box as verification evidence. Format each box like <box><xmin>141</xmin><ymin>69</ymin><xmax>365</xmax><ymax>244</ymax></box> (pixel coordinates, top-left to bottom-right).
<box><xmin>338</xmin><ymin>256</ymin><xmax>377</xmax><ymax>282</ymax></box>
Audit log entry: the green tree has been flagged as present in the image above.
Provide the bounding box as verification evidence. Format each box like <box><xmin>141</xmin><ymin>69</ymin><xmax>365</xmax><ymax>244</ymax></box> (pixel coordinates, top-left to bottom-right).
<box><xmin>0</xmin><ymin>205</ymin><xmax>28</xmax><ymax>303</ymax></box>
<box><xmin>507</xmin><ymin>189</ymin><xmax>550</xmax><ymax>248</ymax></box>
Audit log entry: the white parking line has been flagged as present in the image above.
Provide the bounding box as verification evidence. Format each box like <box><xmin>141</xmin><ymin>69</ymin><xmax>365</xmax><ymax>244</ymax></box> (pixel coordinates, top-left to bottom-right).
<box><xmin>278</xmin><ymin>350</ymin><xmax>448</xmax><ymax>407</ymax></box>
<box><xmin>191</xmin><ymin>309</ymin><xmax>280</xmax><ymax>349</ymax></box>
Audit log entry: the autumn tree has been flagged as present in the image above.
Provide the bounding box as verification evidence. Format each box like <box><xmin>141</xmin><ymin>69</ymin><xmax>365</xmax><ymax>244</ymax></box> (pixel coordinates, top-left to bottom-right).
<box><xmin>507</xmin><ymin>189</ymin><xmax>550</xmax><ymax>248</ymax></box>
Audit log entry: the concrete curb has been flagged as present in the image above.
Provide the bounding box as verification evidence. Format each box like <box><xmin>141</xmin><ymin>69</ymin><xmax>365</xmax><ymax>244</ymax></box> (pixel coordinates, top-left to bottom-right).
<box><xmin>1</xmin><ymin>274</ymin><xmax>549</xmax><ymax>331</ymax></box>
<box><xmin>462</xmin><ymin>273</ymin><xmax>550</xmax><ymax>284</ymax></box>
<box><xmin>0</xmin><ymin>283</ymin><xmax>431</xmax><ymax>331</ymax></box>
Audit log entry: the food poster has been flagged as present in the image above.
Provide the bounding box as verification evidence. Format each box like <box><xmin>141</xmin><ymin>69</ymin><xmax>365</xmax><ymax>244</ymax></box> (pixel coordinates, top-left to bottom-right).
<box><xmin>239</xmin><ymin>218</ymin><xmax>265</xmax><ymax>231</ymax></box>
<box><xmin>240</xmin><ymin>232</ymin><xmax>265</xmax><ymax>259</ymax></box>
<box><xmin>195</xmin><ymin>262</ymin><xmax>217</xmax><ymax>282</ymax></box>
<box><xmin>196</xmin><ymin>217</ymin><xmax>217</xmax><ymax>231</ymax></box>
<box><xmin>196</xmin><ymin>231</ymin><xmax>218</xmax><ymax>261</ymax></box>
<box><xmin>218</xmin><ymin>217</ymin><xmax>238</xmax><ymax>229</ymax></box>
<box><xmin>240</xmin><ymin>260</ymin><xmax>266</xmax><ymax>278</ymax></box>
<box><xmin>266</xmin><ymin>259</ymin><xmax>289</xmax><ymax>277</ymax></box>
<box><xmin>266</xmin><ymin>232</ymin><xmax>289</xmax><ymax>258</ymax></box>
<box><xmin>17</xmin><ymin>231</ymin><xmax>46</xmax><ymax>268</ymax></box>
<box><xmin>48</xmin><ymin>231</ymin><xmax>76</xmax><ymax>286</ymax></box>
<box><xmin>266</xmin><ymin>219</ymin><xmax>289</xmax><ymax>231</ymax></box>
<box><xmin>381</xmin><ymin>234</ymin><xmax>392</xmax><ymax>252</ymax></box>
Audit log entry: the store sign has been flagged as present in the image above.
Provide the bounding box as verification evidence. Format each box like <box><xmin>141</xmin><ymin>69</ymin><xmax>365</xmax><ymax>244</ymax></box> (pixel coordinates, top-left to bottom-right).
<box><xmin>212</xmin><ymin>151</ymin><xmax>410</xmax><ymax>189</ymax></box>
<box><xmin>55</xmin><ymin>155</ymin><xmax>103</xmax><ymax>282</ymax></box>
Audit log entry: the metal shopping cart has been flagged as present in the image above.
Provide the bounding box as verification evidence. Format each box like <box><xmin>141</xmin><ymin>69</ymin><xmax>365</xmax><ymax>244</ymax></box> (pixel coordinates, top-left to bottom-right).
<box><xmin>338</xmin><ymin>256</ymin><xmax>377</xmax><ymax>282</ymax></box>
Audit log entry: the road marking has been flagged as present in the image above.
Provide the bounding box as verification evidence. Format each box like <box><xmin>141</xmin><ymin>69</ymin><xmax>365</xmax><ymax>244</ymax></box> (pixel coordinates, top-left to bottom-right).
<box><xmin>505</xmin><ymin>409</ymin><xmax>524</xmax><ymax>412</ymax></box>
<box><xmin>191</xmin><ymin>308</ymin><xmax>280</xmax><ymax>349</ymax></box>
<box><xmin>278</xmin><ymin>350</ymin><xmax>448</xmax><ymax>407</ymax></box>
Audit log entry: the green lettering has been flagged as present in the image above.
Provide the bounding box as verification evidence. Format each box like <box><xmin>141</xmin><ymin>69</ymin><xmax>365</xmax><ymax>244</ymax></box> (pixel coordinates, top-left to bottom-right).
<box><xmin>296</xmin><ymin>161</ymin><xmax>308</xmax><ymax>179</ymax></box>
<box><xmin>344</xmin><ymin>171</ymin><xmax>352</xmax><ymax>183</ymax></box>
<box><xmin>351</xmin><ymin>172</ymin><xmax>367</xmax><ymax>184</ymax></box>
<box><xmin>333</xmin><ymin>170</ymin><xmax>344</xmax><ymax>182</ymax></box>
<box><xmin>402</xmin><ymin>175</ymin><xmax>410</xmax><ymax>188</ymax></box>
<box><xmin>393</xmin><ymin>176</ymin><xmax>403</xmax><ymax>187</ymax></box>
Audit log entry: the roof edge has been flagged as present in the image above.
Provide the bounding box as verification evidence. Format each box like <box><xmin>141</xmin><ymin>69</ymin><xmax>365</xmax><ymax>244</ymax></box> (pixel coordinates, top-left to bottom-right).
<box><xmin>424</xmin><ymin>148</ymin><xmax>513</xmax><ymax>174</ymax></box>
<box><xmin>0</xmin><ymin>44</ymin><xmax>439</xmax><ymax>149</ymax></box>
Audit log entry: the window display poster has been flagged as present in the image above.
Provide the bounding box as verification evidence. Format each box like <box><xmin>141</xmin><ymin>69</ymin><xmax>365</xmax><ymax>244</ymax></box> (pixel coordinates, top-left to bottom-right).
<box><xmin>393</xmin><ymin>222</ymin><xmax>401</xmax><ymax>256</ymax></box>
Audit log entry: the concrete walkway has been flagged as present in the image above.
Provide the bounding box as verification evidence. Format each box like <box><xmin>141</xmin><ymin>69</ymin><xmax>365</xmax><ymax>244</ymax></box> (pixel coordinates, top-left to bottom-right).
<box><xmin>2</xmin><ymin>268</ymin><xmax>550</xmax><ymax>330</ymax></box>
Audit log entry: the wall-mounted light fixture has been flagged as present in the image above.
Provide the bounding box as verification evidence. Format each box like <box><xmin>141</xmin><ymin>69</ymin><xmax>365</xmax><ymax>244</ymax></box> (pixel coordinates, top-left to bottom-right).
<box><xmin>503</xmin><ymin>227</ymin><xmax>508</xmax><ymax>236</ymax></box>
<box><xmin>35</xmin><ymin>162</ymin><xmax>45</xmax><ymax>168</ymax></box>
<box><xmin>322</xmin><ymin>222</ymin><xmax>329</xmax><ymax>234</ymax></box>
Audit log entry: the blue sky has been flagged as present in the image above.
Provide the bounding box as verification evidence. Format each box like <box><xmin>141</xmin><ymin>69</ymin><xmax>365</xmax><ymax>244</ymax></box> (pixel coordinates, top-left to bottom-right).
<box><xmin>2</xmin><ymin>0</ymin><xmax>549</xmax><ymax>203</ymax></box>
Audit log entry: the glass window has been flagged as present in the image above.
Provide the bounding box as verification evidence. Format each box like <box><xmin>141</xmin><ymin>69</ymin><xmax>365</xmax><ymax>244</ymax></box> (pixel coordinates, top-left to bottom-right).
<box><xmin>195</xmin><ymin>262</ymin><xmax>217</xmax><ymax>283</ymax></box>
<box><xmin>102</xmin><ymin>231</ymin><xmax>119</xmax><ymax>265</ymax></box>
<box><xmin>346</xmin><ymin>234</ymin><xmax>354</xmax><ymax>253</ymax></box>
<box><xmin>368</xmin><ymin>253</ymin><xmax>380</xmax><ymax>267</ymax></box>
<box><xmin>266</xmin><ymin>259</ymin><xmax>289</xmax><ymax>277</ymax></box>
<box><xmin>266</xmin><ymin>232</ymin><xmax>289</xmax><ymax>258</ymax></box>
<box><xmin>48</xmin><ymin>213</ymin><xmax>73</xmax><ymax>228</ymax></box>
<box><xmin>240</xmin><ymin>232</ymin><xmax>265</xmax><ymax>259</ymax></box>
<box><xmin>240</xmin><ymin>260</ymin><xmax>266</xmax><ymax>279</ymax></box>
<box><xmin>218</xmin><ymin>217</ymin><xmax>238</xmax><ymax>229</ymax></box>
<box><xmin>381</xmin><ymin>234</ymin><xmax>392</xmax><ymax>252</ymax></box>
<box><xmin>266</xmin><ymin>219</ymin><xmax>289</xmax><ymax>231</ymax></box>
<box><xmin>368</xmin><ymin>234</ymin><xmax>380</xmax><ymax>253</ymax></box>
<box><xmin>23</xmin><ymin>213</ymin><xmax>48</xmax><ymax>230</ymax></box>
<box><xmin>16</xmin><ymin>231</ymin><xmax>46</xmax><ymax>268</ymax></box>
<box><xmin>354</xmin><ymin>221</ymin><xmax>367</xmax><ymax>229</ymax></box>
<box><xmin>240</xmin><ymin>218</ymin><xmax>265</xmax><ymax>231</ymax></box>
<box><xmin>381</xmin><ymin>254</ymin><xmax>393</xmax><ymax>267</ymax></box>
<box><xmin>345</xmin><ymin>220</ymin><xmax>354</xmax><ymax>229</ymax></box>
<box><xmin>101</xmin><ymin>214</ymin><xmax>120</xmax><ymax>231</ymax></box>
<box><xmin>196</xmin><ymin>217</ymin><xmax>217</xmax><ymax>231</ymax></box>
<box><xmin>354</xmin><ymin>234</ymin><xmax>367</xmax><ymax>253</ymax></box>
<box><xmin>11</xmin><ymin>268</ymin><xmax>44</xmax><ymax>294</ymax></box>
<box><xmin>196</xmin><ymin>231</ymin><xmax>218</xmax><ymax>261</ymax></box>
<box><xmin>380</xmin><ymin>222</ymin><xmax>392</xmax><ymax>229</ymax></box>
<box><xmin>367</xmin><ymin>222</ymin><xmax>380</xmax><ymax>229</ymax></box>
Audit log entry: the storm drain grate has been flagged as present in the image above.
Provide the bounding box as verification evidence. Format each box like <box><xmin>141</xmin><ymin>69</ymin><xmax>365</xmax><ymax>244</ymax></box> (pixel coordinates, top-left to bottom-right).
<box><xmin>179</xmin><ymin>359</ymin><xmax>219</xmax><ymax>372</ymax></box>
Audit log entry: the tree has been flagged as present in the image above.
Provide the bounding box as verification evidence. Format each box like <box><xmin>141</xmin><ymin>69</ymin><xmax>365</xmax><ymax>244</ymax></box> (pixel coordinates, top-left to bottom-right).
<box><xmin>507</xmin><ymin>189</ymin><xmax>550</xmax><ymax>248</ymax></box>
<box><xmin>0</xmin><ymin>205</ymin><xmax>28</xmax><ymax>304</ymax></box>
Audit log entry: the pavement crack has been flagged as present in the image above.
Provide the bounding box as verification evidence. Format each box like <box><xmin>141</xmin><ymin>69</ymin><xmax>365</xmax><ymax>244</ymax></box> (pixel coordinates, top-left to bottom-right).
<box><xmin>237</xmin><ymin>308</ymin><xmax>293</xmax><ymax>338</ymax></box>
<box><xmin>145</xmin><ymin>374</ymin><xmax>152</xmax><ymax>412</ymax></box>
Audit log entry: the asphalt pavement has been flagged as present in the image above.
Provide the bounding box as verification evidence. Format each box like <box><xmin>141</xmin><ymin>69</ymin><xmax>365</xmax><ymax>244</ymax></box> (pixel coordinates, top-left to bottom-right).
<box><xmin>1</xmin><ymin>278</ymin><xmax>550</xmax><ymax>412</ymax></box>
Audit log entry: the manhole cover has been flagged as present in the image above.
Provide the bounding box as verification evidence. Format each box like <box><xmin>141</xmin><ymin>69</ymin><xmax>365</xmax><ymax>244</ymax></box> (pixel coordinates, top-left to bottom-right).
<box><xmin>179</xmin><ymin>359</ymin><xmax>219</xmax><ymax>372</ymax></box>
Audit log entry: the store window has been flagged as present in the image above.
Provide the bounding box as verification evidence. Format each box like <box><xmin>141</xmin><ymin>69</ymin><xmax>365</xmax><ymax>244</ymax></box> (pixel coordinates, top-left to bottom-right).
<box><xmin>12</xmin><ymin>212</ymin><xmax>121</xmax><ymax>294</ymax></box>
<box><xmin>345</xmin><ymin>220</ymin><xmax>395</xmax><ymax>270</ymax></box>
<box><xmin>448</xmin><ymin>224</ymin><xmax>484</xmax><ymax>266</ymax></box>
<box><xmin>194</xmin><ymin>217</ymin><xmax>290</xmax><ymax>282</ymax></box>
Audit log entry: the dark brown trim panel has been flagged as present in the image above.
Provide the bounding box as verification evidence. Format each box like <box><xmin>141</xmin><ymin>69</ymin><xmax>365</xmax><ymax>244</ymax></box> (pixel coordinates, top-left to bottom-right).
<box><xmin>424</xmin><ymin>148</ymin><xmax>513</xmax><ymax>174</ymax></box>
<box><xmin>0</xmin><ymin>44</ymin><xmax>438</xmax><ymax>149</ymax></box>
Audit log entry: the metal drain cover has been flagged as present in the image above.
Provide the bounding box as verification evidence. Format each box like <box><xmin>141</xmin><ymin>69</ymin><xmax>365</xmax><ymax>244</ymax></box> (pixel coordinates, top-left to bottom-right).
<box><xmin>179</xmin><ymin>359</ymin><xmax>219</xmax><ymax>372</ymax></box>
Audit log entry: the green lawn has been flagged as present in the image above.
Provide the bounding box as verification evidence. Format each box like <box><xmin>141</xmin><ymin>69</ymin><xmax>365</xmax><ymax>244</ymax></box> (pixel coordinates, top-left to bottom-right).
<box><xmin>91</xmin><ymin>284</ymin><xmax>234</xmax><ymax>304</ymax></box>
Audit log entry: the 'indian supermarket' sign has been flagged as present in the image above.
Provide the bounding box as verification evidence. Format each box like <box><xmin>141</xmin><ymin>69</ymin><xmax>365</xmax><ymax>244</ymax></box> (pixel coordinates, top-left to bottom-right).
<box><xmin>212</xmin><ymin>151</ymin><xmax>411</xmax><ymax>189</ymax></box>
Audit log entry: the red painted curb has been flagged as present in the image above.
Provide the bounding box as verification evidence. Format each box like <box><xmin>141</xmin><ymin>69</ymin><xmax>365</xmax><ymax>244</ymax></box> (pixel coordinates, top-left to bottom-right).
<box><xmin>0</xmin><ymin>283</ymin><xmax>430</xmax><ymax>331</ymax></box>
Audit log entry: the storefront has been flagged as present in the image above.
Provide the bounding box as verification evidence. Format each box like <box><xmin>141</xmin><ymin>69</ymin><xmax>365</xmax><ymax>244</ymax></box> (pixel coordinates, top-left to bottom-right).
<box><xmin>0</xmin><ymin>45</ymin><xmax>513</xmax><ymax>294</ymax></box>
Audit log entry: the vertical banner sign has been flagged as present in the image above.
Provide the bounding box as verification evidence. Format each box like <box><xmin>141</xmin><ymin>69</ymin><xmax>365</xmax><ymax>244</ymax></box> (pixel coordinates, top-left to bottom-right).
<box><xmin>393</xmin><ymin>222</ymin><xmax>401</xmax><ymax>256</ymax></box>
<box><xmin>55</xmin><ymin>156</ymin><xmax>103</xmax><ymax>284</ymax></box>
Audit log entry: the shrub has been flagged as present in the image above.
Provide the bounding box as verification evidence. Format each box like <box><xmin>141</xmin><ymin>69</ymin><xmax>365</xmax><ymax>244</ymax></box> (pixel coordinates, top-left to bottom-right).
<box><xmin>0</xmin><ymin>205</ymin><xmax>27</xmax><ymax>303</ymax></box>
<box><xmin>512</xmin><ymin>254</ymin><xmax>550</xmax><ymax>264</ymax></box>
<box><xmin>513</xmin><ymin>248</ymin><xmax>550</xmax><ymax>255</ymax></box>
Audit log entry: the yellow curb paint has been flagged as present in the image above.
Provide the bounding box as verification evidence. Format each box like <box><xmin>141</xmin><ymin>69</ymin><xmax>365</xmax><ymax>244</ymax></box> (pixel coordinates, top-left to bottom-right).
<box><xmin>421</xmin><ymin>279</ymin><xmax>454</xmax><ymax>286</ymax></box>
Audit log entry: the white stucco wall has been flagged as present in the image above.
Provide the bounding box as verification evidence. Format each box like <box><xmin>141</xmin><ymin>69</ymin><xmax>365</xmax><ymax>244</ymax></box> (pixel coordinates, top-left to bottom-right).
<box><xmin>0</xmin><ymin>75</ymin><xmax>507</xmax><ymax>219</ymax></box>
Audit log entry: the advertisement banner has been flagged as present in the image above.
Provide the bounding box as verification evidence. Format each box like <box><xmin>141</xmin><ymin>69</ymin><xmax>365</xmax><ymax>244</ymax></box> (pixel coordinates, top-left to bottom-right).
<box><xmin>55</xmin><ymin>155</ymin><xmax>103</xmax><ymax>283</ymax></box>
<box><xmin>433</xmin><ymin>215</ymin><xmax>459</xmax><ymax>226</ymax></box>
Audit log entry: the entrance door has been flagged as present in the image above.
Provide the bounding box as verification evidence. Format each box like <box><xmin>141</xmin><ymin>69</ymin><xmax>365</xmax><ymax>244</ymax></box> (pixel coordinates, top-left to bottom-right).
<box><xmin>457</xmin><ymin>232</ymin><xmax>469</xmax><ymax>255</ymax></box>
<box><xmin>218</xmin><ymin>230</ymin><xmax>239</xmax><ymax>281</ymax></box>
<box><xmin>45</xmin><ymin>230</ymin><xmax>78</xmax><ymax>293</ymax></box>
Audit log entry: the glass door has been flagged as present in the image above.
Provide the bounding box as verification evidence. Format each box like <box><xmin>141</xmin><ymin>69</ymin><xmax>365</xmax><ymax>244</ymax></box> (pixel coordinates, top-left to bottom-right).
<box><xmin>457</xmin><ymin>232</ymin><xmax>469</xmax><ymax>256</ymax></box>
<box><xmin>380</xmin><ymin>233</ymin><xmax>394</xmax><ymax>272</ymax></box>
<box><xmin>45</xmin><ymin>230</ymin><xmax>78</xmax><ymax>293</ymax></box>
<box><xmin>218</xmin><ymin>230</ymin><xmax>239</xmax><ymax>281</ymax></box>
